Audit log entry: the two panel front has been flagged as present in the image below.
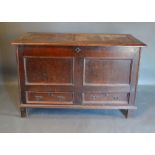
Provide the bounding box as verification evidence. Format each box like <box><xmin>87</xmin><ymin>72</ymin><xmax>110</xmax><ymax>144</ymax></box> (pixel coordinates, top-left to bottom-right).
<box><xmin>23</xmin><ymin>46</ymin><xmax>134</xmax><ymax>105</ymax></box>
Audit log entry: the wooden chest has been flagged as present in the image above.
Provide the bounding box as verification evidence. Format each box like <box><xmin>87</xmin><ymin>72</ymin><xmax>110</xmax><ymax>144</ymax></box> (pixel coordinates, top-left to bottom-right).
<box><xmin>12</xmin><ymin>33</ymin><xmax>146</xmax><ymax>117</ymax></box>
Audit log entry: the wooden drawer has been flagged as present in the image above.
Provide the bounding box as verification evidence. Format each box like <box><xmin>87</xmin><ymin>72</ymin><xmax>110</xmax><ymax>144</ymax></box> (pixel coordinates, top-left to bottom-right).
<box><xmin>26</xmin><ymin>91</ymin><xmax>73</xmax><ymax>104</ymax></box>
<box><xmin>83</xmin><ymin>92</ymin><xmax>129</xmax><ymax>105</ymax></box>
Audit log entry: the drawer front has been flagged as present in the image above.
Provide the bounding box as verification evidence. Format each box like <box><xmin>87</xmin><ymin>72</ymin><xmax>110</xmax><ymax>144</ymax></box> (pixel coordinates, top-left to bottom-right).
<box><xmin>26</xmin><ymin>92</ymin><xmax>73</xmax><ymax>104</ymax></box>
<box><xmin>83</xmin><ymin>93</ymin><xmax>129</xmax><ymax>105</ymax></box>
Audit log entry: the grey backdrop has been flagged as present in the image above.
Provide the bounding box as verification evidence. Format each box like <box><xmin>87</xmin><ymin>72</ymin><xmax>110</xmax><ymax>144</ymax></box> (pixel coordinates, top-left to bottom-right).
<box><xmin>0</xmin><ymin>22</ymin><xmax>154</xmax><ymax>85</ymax></box>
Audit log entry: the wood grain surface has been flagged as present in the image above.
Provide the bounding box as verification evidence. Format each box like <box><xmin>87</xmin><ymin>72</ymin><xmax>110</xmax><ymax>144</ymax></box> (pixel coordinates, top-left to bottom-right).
<box><xmin>12</xmin><ymin>33</ymin><xmax>146</xmax><ymax>117</ymax></box>
<box><xmin>12</xmin><ymin>32</ymin><xmax>146</xmax><ymax>46</ymax></box>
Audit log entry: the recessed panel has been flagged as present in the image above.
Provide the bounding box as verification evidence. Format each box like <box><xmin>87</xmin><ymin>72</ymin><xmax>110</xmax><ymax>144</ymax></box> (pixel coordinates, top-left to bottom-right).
<box><xmin>84</xmin><ymin>59</ymin><xmax>131</xmax><ymax>85</ymax></box>
<box><xmin>25</xmin><ymin>57</ymin><xmax>74</xmax><ymax>85</ymax></box>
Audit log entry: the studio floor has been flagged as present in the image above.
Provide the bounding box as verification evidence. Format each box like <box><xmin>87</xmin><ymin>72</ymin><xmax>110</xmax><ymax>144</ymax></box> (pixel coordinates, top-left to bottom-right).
<box><xmin>0</xmin><ymin>84</ymin><xmax>155</xmax><ymax>133</ymax></box>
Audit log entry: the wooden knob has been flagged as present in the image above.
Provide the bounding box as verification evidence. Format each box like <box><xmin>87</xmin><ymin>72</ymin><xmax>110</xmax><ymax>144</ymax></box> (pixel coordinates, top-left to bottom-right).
<box><xmin>57</xmin><ymin>96</ymin><xmax>65</xmax><ymax>101</ymax></box>
<box><xmin>104</xmin><ymin>93</ymin><xmax>108</xmax><ymax>97</ymax></box>
<box><xmin>48</xmin><ymin>92</ymin><xmax>53</xmax><ymax>96</ymax></box>
<box><xmin>92</xmin><ymin>96</ymin><xmax>96</xmax><ymax>100</ymax></box>
<box><xmin>113</xmin><ymin>96</ymin><xmax>119</xmax><ymax>100</ymax></box>
<box><xmin>35</xmin><ymin>96</ymin><xmax>43</xmax><ymax>101</ymax></box>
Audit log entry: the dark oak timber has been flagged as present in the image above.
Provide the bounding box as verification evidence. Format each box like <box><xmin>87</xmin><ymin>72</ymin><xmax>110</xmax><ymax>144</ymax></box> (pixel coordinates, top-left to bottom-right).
<box><xmin>20</xmin><ymin>107</ymin><xmax>27</xmax><ymax>117</ymax></box>
<box><xmin>12</xmin><ymin>33</ymin><xmax>146</xmax><ymax>118</ymax></box>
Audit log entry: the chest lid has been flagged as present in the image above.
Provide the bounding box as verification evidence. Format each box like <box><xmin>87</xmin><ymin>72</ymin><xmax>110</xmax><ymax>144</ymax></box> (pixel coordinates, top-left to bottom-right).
<box><xmin>11</xmin><ymin>32</ymin><xmax>146</xmax><ymax>47</ymax></box>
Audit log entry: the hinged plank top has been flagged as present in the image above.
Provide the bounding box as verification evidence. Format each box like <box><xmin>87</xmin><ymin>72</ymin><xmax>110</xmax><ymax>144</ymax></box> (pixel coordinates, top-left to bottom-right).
<box><xmin>12</xmin><ymin>32</ymin><xmax>146</xmax><ymax>46</ymax></box>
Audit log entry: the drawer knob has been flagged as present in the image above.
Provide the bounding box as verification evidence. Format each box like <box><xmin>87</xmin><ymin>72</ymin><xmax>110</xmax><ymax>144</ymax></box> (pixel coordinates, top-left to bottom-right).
<box><xmin>104</xmin><ymin>93</ymin><xmax>108</xmax><ymax>97</ymax></box>
<box><xmin>75</xmin><ymin>47</ymin><xmax>81</xmax><ymax>53</ymax></box>
<box><xmin>92</xmin><ymin>96</ymin><xmax>97</xmax><ymax>100</ymax></box>
<box><xmin>113</xmin><ymin>96</ymin><xmax>119</xmax><ymax>100</ymax></box>
<box><xmin>35</xmin><ymin>96</ymin><xmax>43</xmax><ymax>101</ymax></box>
<box><xmin>57</xmin><ymin>96</ymin><xmax>65</xmax><ymax>101</ymax></box>
<box><xmin>48</xmin><ymin>92</ymin><xmax>53</xmax><ymax>96</ymax></box>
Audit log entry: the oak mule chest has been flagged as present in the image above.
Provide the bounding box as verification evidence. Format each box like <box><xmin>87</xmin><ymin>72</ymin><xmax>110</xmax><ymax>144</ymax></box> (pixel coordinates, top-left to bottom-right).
<box><xmin>12</xmin><ymin>33</ymin><xmax>146</xmax><ymax>117</ymax></box>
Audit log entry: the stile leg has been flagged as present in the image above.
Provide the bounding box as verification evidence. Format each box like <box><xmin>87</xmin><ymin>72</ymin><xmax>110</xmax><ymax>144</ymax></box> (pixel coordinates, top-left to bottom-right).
<box><xmin>20</xmin><ymin>108</ymin><xmax>27</xmax><ymax>117</ymax></box>
<box><xmin>120</xmin><ymin>109</ymin><xmax>135</xmax><ymax>118</ymax></box>
<box><xmin>126</xmin><ymin>109</ymin><xmax>135</xmax><ymax>118</ymax></box>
